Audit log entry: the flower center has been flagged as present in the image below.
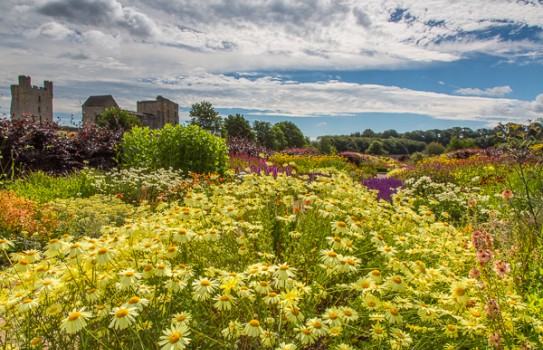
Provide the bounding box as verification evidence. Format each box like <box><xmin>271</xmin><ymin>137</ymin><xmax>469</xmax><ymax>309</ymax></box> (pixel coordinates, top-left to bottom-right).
<box><xmin>97</xmin><ymin>247</ymin><xmax>108</xmax><ymax>255</ymax></box>
<box><xmin>169</xmin><ymin>332</ymin><xmax>181</xmax><ymax>343</ymax></box>
<box><xmin>115</xmin><ymin>309</ymin><xmax>129</xmax><ymax>318</ymax></box>
<box><xmin>68</xmin><ymin>312</ymin><xmax>82</xmax><ymax>321</ymax></box>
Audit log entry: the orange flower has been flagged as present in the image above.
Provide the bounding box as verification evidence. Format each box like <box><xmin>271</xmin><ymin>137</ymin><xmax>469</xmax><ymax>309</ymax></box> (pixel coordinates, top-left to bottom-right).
<box><xmin>501</xmin><ymin>189</ymin><xmax>514</xmax><ymax>200</ymax></box>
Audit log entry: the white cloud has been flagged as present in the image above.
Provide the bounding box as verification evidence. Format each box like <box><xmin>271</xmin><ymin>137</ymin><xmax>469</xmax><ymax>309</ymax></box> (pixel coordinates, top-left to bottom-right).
<box><xmin>30</xmin><ymin>21</ymin><xmax>76</xmax><ymax>40</ymax></box>
<box><xmin>126</xmin><ymin>73</ymin><xmax>538</xmax><ymax>125</ymax></box>
<box><xmin>0</xmin><ymin>0</ymin><xmax>541</xmax><ymax>129</ymax></box>
<box><xmin>533</xmin><ymin>93</ymin><xmax>543</xmax><ymax>113</ymax></box>
<box><xmin>456</xmin><ymin>86</ymin><xmax>513</xmax><ymax>97</ymax></box>
<box><xmin>316</xmin><ymin>122</ymin><xmax>328</xmax><ymax>127</ymax></box>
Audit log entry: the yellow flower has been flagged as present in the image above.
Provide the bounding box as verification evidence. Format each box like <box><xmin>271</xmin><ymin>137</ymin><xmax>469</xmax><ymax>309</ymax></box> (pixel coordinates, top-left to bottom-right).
<box><xmin>95</xmin><ymin>246</ymin><xmax>116</xmax><ymax>264</ymax></box>
<box><xmin>275</xmin><ymin>343</ymin><xmax>297</xmax><ymax>350</ymax></box>
<box><xmin>306</xmin><ymin>317</ymin><xmax>328</xmax><ymax>337</ymax></box>
<box><xmin>444</xmin><ymin>324</ymin><xmax>459</xmax><ymax>338</ymax></box>
<box><xmin>371</xmin><ymin>322</ymin><xmax>387</xmax><ymax>340</ymax></box>
<box><xmin>274</xmin><ymin>263</ymin><xmax>296</xmax><ymax>280</ymax></box>
<box><xmin>158</xmin><ymin>324</ymin><xmax>191</xmax><ymax>350</ymax></box>
<box><xmin>362</xmin><ymin>294</ymin><xmax>381</xmax><ymax>311</ymax></box>
<box><xmin>60</xmin><ymin>308</ymin><xmax>92</xmax><ymax>334</ymax></box>
<box><xmin>0</xmin><ymin>239</ymin><xmax>14</xmax><ymax>251</ymax></box>
<box><xmin>126</xmin><ymin>296</ymin><xmax>150</xmax><ymax>311</ymax></box>
<box><xmin>221</xmin><ymin>320</ymin><xmax>242</xmax><ymax>340</ymax></box>
<box><xmin>322</xmin><ymin>307</ymin><xmax>342</xmax><ymax>327</ymax></box>
<box><xmin>118</xmin><ymin>269</ymin><xmax>141</xmax><ymax>290</ymax></box>
<box><xmin>171</xmin><ymin>312</ymin><xmax>192</xmax><ymax>325</ymax></box>
<box><xmin>450</xmin><ymin>281</ymin><xmax>470</xmax><ymax>304</ymax></box>
<box><xmin>192</xmin><ymin>277</ymin><xmax>219</xmax><ymax>301</ymax></box>
<box><xmin>387</xmin><ymin>275</ymin><xmax>407</xmax><ymax>292</ymax></box>
<box><xmin>213</xmin><ymin>294</ymin><xmax>236</xmax><ymax>311</ymax></box>
<box><xmin>320</xmin><ymin>249</ymin><xmax>340</xmax><ymax>266</ymax></box>
<box><xmin>19</xmin><ymin>298</ymin><xmax>39</xmax><ymax>312</ymax></box>
<box><xmin>284</xmin><ymin>305</ymin><xmax>305</xmax><ymax>324</ymax></box>
<box><xmin>340</xmin><ymin>307</ymin><xmax>359</xmax><ymax>323</ymax></box>
<box><xmin>295</xmin><ymin>326</ymin><xmax>317</xmax><ymax>345</ymax></box>
<box><xmin>244</xmin><ymin>319</ymin><xmax>263</xmax><ymax>337</ymax></box>
<box><xmin>385</xmin><ymin>307</ymin><xmax>403</xmax><ymax>324</ymax></box>
<box><xmin>109</xmin><ymin>306</ymin><xmax>139</xmax><ymax>330</ymax></box>
<box><xmin>331</xmin><ymin>220</ymin><xmax>349</xmax><ymax>234</ymax></box>
<box><xmin>260</xmin><ymin>330</ymin><xmax>277</xmax><ymax>347</ymax></box>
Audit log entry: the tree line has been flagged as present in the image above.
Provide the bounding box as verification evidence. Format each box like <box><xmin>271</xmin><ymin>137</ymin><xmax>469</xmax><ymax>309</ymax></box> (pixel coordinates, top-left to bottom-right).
<box><xmin>101</xmin><ymin>100</ymin><xmax>543</xmax><ymax>155</ymax></box>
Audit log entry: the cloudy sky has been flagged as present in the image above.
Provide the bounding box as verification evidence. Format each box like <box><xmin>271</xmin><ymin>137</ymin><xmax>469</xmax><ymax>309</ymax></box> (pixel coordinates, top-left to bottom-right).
<box><xmin>1</xmin><ymin>0</ymin><xmax>542</xmax><ymax>137</ymax></box>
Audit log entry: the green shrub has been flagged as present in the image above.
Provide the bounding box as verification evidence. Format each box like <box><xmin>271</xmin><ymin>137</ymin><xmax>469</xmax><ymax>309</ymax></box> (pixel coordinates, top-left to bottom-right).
<box><xmin>120</xmin><ymin>124</ymin><xmax>229</xmax><ymax>174</ymax></box>
<box><xmin>96</xmin><ymin>107</ymin><xmax>142</xmax><ymax>131</ymax></box>
<box><xmin>45</xmin><ymin>195</ymin><xmax>134</xmax><ymax>238</ymax></box>
<box><xmin>424</xmin><ymin>141</ymin><xmax>445</xmax><ymax>155</ymax></box>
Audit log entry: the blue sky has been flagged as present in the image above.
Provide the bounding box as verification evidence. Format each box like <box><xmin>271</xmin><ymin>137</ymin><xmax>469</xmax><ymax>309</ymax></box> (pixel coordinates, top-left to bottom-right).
<box><xmin>1</xmin><ymin>0</ymin><xmax>542</xmax><ymax>137</ymax></box>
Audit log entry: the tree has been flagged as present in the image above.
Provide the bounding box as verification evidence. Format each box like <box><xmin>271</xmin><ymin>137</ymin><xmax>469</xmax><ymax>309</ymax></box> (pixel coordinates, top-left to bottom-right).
<box><xmin>253</xmin><ymin>121</ymin><xmax>273</xmax><ymax>148</ymax></box>
<box><xmin>380</xmin><ymin>129</ymin><xmax>399</xmax><ymax>139</ymax></box>
<box><xmin>273</xmin><ymin>121</ymin><xmax>306</xmax><ymax>149</ymax></box>
<box><xmin>96</xmin><ymin>107</ymin><xmax>141</xmax><ymax>131</ymax></box>
<box><xmin>189</xmin><ymin>101</ymin><xmax>223</xmax><ymax>136</ymax></box>
<box><xmin>424</xmin><ymin>141</ymin><xmax>445</xmax><ymax>155</ymax></box>
<box><xmin>270</xmin><ymin>125</ymin><xmax>288</xmax><ymax>150</ymax></box>
<box><xmin>446</xmin><ymin>136</ymin><xmax>476</xmax><ymax>152</ymax></box>
<box><xmin>224</xmin><ymin>114</ymin><xmax>255</xmax><ymax>140</ymax></box>
<box><xmin>362</xmin><ymin>129</ymin><xmax>376</xmax><ymax>138</ymax></box>
<box><xmin>365</xmin><ymin>140</ymin><xmax>387</xmax><ymax>155</ymax></box>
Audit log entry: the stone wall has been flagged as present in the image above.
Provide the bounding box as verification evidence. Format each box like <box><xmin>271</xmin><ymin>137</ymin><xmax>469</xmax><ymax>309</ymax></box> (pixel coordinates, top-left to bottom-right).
<box><xmin>137</xmin><ymin>95</ymin><xmax>179</xmax><ymax>128</ymax></box>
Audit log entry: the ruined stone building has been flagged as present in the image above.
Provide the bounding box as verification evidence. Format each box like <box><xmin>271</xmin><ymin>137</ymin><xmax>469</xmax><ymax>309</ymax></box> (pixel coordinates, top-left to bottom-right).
<box><xmin>136</xmin><ymin>96</ymin><xmax>179</xmax><ymax>129</ymax></box>
<box><xmin>82</xmin><ymin>95</ymin><xmax>119</xmax><ymax>125</ymax></box>
<box><xmin>82</xmin><ymin>95</ymin><xmax>179</xmax><ymax>129</ymax></box>
<box><xmin>10</xmin><ymin>75</ymin><xmax>53</xmax><ymax>122</ymax></box>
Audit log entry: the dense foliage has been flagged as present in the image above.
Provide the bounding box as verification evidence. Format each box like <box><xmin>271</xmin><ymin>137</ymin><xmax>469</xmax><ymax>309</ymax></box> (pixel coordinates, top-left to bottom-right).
<box><xmin>0</xmin><ymin>118</ymin><xmax>122</xmax><ymax>176</ymax></box>
<box><xmin>95</xmin><ymin>107</ymin><xmax>142</xmax><ymax>131</ymax></box>
<box><xmin>120</xmin><ymin>124</ymin><xmax>229</xmax><ymax>175</ymax></box>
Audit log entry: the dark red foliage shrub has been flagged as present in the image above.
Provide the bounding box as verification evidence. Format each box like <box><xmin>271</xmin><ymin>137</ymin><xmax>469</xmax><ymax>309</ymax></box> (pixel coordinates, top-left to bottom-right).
<box><xmin>338</xmin><ymin>151</ymin><xmax>369</xmax><ymax>166</ymax></box>
<box><xmin>447</xmin><ymin>147</ymin><xmax>507</xmax><ymax>160</ymax></box>
<box><xmin>227</xmin><ymin>137</ymin><xmax>272</xmax><ymax>157</ymax></box>
<box><xmin>0</xmin><ymin>117</ymin><xmax>123</xmax><ymax>176</ymax></box>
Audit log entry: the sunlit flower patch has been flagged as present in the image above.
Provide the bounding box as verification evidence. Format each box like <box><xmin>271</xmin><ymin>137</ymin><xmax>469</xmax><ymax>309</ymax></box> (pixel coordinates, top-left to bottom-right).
<box><xmin>0</xmin><ymin>172</ymin><xmax>540</xmax><ymax>349</ymax></box>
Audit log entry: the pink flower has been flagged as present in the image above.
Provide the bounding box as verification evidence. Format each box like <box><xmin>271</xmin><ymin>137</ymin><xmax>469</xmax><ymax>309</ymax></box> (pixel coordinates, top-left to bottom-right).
<box><xmin>477</xmin><ymin>249</ymin><xmax>494</xmax><ymax>265</ymax></box>
<box><xmin>493</xmin><ymin>260</ymin><xmax>511</xmax><ymax>279</ymax></box>
<box><xmin>485</xmin><ymin>298</ymin><xmax>500</xmax><ymax>319</ymax></box>
<box><xmin>488</xmin><ymin>330</ymin><xmax>503</xmax><ymax>349</ymax></box>
<box><xmin>472</xmin><ymin>230</ymin><xmax>494</xmax><ymax>249</ymax></box>
<box><xmin>469</xmin><ymin>267</ymin><xmax>481</xmax><ymax>279</ymax></box>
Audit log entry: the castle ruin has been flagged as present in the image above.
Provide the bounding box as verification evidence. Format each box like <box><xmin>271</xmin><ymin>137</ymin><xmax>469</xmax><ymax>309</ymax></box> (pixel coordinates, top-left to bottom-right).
<box><xmin>137</xmin><ymin>96</ymin><xmax>179</xmax><ymax>129</ymax></box>
<box><xmin>8</xmin><ymin>75</ymin><xmax>179</xmax><ymax>129</ymax></box>
<box><xmin>10</xmin><ymin>75</ymin><xmax>53</xmax><ymax>122</ymax></box>
<box><xmin>82</xmin><ymin>95</ymin><xmax>119</xmax><ymax>125</ymax></box>
<box><xmin>82</xmin><ymin>95</ymin><xmax>179</xmax><ymax>129</ymax></box>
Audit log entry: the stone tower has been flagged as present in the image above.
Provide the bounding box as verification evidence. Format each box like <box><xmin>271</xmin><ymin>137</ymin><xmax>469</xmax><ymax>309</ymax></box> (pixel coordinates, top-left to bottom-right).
<box><xmin>137</xmin><ymin>96</ymin><xmax>179</xmax><ymax>129</ymax></box>
<box><xmin>10</xmin><ymin>75</ymin><xmax>54</xmax><ymax>122</ymax></box>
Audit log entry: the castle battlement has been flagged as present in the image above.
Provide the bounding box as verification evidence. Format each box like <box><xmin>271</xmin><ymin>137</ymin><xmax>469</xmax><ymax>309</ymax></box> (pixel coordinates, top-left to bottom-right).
<box><xmin>10</xmin><ymin>75</ymin><xmax>53</xmax><ymax>122</ymax></box>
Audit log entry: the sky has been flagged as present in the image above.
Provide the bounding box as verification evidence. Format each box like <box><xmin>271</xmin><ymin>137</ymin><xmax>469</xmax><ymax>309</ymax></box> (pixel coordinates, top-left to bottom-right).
<box><xmin>0</xmin><ymin>0</ymin><xmax>542</xmax><ymax>138</ymax></box>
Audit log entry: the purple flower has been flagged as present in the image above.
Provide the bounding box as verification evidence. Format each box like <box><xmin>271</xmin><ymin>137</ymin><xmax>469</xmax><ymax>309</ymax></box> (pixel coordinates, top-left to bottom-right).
<box><xmin>362</xmin><ymin>177</ymin><xmax>403</xmax><ymax>201</ymax></box>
